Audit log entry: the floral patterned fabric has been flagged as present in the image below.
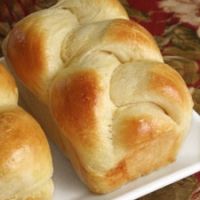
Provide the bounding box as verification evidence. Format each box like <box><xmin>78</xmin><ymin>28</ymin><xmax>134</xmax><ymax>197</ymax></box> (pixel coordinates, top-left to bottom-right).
<box><xmin>0</xmin><ymin>0</ymin><xmax>200</xmax><ymax>199</ymax></box>
<box><xmin>141</xmin><ymin>176</ymin><xmax>198</xmax><ymax>200</ymax></box>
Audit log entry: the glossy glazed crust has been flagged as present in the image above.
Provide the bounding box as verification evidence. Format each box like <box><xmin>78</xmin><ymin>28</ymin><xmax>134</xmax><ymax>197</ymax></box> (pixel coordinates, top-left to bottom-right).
<box><xmin>3</xmin><ymin>0</ymin><xmax>193</xmax><ymax>194</ymax></box>
<box><xmin>0</xmin><ymin>63</ymin><xmax>53</xmax><ymax>199</ymax></box>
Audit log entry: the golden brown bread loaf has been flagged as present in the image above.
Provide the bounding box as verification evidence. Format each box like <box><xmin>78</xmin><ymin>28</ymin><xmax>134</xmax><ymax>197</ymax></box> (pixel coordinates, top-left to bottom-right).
<box><xmin>3</xmin><ymin>0</ymin><xmax>193</xmax><ymax>194</ymax></box>
<box><xmin>0</xmin><ymin>62</ymin><xmax>53</xmax><ymax>199</ymax></box>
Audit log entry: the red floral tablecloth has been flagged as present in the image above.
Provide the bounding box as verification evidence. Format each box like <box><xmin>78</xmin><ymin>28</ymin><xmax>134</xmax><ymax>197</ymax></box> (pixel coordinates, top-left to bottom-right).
<box><xmin>0</xmin><ymin>0</ymin><xmax>200</xmax><ymax>199</ymax></box>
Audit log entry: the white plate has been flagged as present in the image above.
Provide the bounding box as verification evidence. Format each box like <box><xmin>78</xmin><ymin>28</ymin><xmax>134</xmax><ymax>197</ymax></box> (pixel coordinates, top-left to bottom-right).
<box><xmin>0</xmin><ymin>58</ymin><xmax>200</xmax><ymax>200</ymax></box>
<box><xmin>52</xmin><ymin>111</ymin><xmax>200</xmax><ymax>200</ymax></box>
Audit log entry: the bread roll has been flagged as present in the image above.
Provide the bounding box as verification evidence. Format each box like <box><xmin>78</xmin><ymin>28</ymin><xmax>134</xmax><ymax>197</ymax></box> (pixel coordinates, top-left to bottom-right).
<box><xmin>0</xmin><ymin>63</ymin><xmax>53</xmax><ymax>199</ymax></box>
<box><xmin>3</xmin><ymin>0</ymin><xmax>193</xmax><ymax>193</ymax></box>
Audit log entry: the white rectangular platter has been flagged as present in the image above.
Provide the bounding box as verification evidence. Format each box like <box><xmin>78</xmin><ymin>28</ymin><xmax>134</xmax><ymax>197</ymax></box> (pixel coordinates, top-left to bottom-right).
<box><xmin>52</xmin><ymin>111</ymin><xmax>200</xmax><ymax>200</ymax></box>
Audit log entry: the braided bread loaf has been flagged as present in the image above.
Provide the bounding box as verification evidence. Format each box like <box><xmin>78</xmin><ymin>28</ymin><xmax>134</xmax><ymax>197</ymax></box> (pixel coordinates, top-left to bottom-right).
<box><xmin>3</xmin><ymin>0</ymin><xmax>193</xmax><ymax>193</ymax></box>
<box><xmin>0</xmin><ymin>62</ymin><xmax>53</xmax><ymax>199</ymax></box>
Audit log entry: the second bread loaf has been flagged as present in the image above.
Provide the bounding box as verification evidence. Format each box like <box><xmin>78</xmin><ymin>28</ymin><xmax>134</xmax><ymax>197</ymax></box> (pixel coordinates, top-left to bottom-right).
<box><xmin>0</xmin><ymin>62</ymin><xmax>53</xmax><ymax>199</ymax></box>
